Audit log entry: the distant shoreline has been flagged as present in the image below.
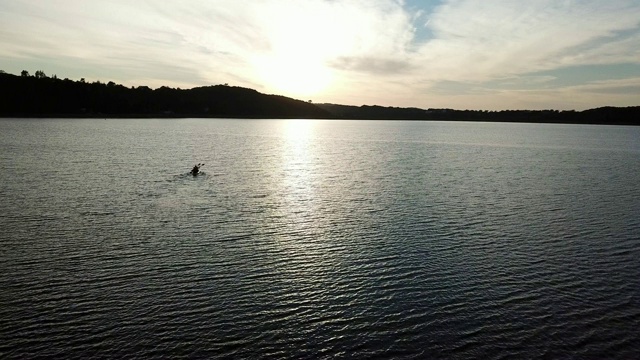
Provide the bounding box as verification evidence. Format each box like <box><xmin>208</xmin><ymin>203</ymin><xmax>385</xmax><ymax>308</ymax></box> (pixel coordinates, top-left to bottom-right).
<box><xmin>3</xmin><ymin>115</ymin><xmax>639</xmax><ymax>127</ymax></box>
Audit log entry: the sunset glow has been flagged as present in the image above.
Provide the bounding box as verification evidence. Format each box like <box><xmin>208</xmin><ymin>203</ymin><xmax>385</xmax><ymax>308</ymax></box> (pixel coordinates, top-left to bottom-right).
<box><xmin>1</xmin><ymin>0</ymin><xmax>639</xmax><ymax>110</ymax></box>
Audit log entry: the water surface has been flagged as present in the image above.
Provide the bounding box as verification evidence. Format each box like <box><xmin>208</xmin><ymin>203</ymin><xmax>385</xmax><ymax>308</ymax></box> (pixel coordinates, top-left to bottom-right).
<box><xmin>1</xmin><ymin>118</ymin><xmax>639</xmax><ymax>359</ymax></box>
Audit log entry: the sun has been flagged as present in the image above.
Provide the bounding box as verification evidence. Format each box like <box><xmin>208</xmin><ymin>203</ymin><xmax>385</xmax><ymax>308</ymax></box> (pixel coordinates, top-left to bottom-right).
<box><xmin>258</xmin><ymin>56</ymin><xmax>333</xmax><ymax>98</ymax></box>
<box><xmin>257</xmin><ymin>44</ymin><xmax>333</xmax><ymax>98</ymax></box>
<box><xmin>250</xmin><ymin>4</ymin><xmax>346</xmax><ymax>99</ymax></box>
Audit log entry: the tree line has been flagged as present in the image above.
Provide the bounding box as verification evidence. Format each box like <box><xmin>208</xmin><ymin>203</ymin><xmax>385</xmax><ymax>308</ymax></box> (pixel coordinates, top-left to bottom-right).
<box><xmin>315</xmin><ymin>104</ymin><xmax>640</xmax><ymax>125</ymax></box>
<box><xmin>1</xmin><ymin>69</ymin><xmax>638</xmax><ymax>125</ymax></box>
<box><xmin>0</xmin><ymin>70</ymin><xmax>330</xmax><ymax>118</ymax></box>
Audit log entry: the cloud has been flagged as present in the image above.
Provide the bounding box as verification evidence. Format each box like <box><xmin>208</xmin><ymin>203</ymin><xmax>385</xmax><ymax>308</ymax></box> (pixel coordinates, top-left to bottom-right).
<box><xmin>567</xmin><ymin>77</ymin><xmax>640</xmax><ymax>95</ymax></box>
<box><xmin>329</xmin><ymin>57</ymin><xmax>414</xmax><ymax>75</ymax></box>
<box><xmin>1</xmin><ymin>0</ymin><xmax>639</xmax><ymax>109</ymax></box>
<box><xmin>334</xmin><ymin>0</ymin><xmax>640</xmax><ymax>109</ymax></box>
<box><xmin>411</xmin><ymin>0</ymin><xmax>640</xmax><ymax>82</ymax></box>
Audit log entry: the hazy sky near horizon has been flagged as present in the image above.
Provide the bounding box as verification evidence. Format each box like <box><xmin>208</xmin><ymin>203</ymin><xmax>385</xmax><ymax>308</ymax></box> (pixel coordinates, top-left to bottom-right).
<box><xmin>1</xmin><ymin>0</ymin><xmax>639</xmax><ymax>110</ymax></box>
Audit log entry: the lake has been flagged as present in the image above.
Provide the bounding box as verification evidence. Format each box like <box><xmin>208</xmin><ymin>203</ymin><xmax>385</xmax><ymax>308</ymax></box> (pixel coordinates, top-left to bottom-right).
<box><xmin>1</xmin><ymin>118</ymin><xmax>639</xmax><ymax>359</ymax></box>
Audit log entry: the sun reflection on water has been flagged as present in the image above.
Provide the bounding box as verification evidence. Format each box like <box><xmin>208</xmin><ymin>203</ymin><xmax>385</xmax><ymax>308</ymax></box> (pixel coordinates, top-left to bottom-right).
<box><xmin>280</xmin><ymin>120</ymin><xmax>315</xmax><ymax>211</ymax></box>
<box><xmin>273</xmin><ymin>120</ymin><xmax>350</xmax><ymax>296</ymax></box>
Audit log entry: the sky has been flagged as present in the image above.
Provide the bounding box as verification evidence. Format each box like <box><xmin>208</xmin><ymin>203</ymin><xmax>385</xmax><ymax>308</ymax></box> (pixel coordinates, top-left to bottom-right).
<box><xmin>1</xmin><ymin>0</ymin><xmax>640</xmax><ymax>110</ymax></box>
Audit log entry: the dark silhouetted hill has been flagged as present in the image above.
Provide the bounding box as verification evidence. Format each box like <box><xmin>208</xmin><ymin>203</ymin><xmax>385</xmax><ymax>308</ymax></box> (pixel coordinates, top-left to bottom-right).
<box><xmin>0</xmin><ymin>71</ymin><xmax>331</xmax><ymax>118</ymax></box>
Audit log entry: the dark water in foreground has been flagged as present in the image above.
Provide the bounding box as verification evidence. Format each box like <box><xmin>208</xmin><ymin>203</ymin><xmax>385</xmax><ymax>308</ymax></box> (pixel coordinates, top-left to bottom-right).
<box><xmin>1</xmin><ymin>118</ymin><xmax>639</xmax><ymax>359</ymax></box>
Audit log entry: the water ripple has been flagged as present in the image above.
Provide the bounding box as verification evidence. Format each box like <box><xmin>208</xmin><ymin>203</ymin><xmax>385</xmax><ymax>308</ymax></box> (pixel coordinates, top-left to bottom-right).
<box><xmin>1</xmin><ymin>119</ymin><xmax>639</xmax><ymax>359</ymax></box>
